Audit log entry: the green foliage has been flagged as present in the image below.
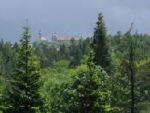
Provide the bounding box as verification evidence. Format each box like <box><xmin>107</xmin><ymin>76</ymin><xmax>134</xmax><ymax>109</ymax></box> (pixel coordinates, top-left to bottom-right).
<box><xmin>137</xmin><ymin>60</ymin><xmax>150</xmax><ymax>101</ymax></box>
<box><xmin>91</xmin><ymin>13</ymin><xmax>111</xmax><ymax>72</ymax></box>
<box><xmin>33</xmin><ymin>38</ymin><xmax>90</xmax><ymax>69</ymax></box>
<box><xmin>51</xmin><ymin>63</ymin><xmax>114</xmax><ymax>113</ymax></box>
<box><xmin>34</xmin><ymin>41</ymin><xmax>57</xmax><ymax>68</ymax></box>
<box><xmin>0</xmin><ymin>40</ymin><xmax>17</xmax><ymax>78</ymax></box>
<box><xmin>110</xmin><ymin>61</ymin><xmax>131</xmax><ymax>112</ymax></box>
<box><xmin>69</xmin><ymin>39</ymin><xmax>82</xmax><ymax>68</ymax></box>
<box><xmin>137</xmin><ymin>102</ymin><xmax>150</xmax><ymax>113</ymax></box>
<box><xmin>40</xmin><ymin>60</ymin><xmax>73</xmax><ymax>112</ymax></box>
<box><xmin>2</xmin><ymin>25</ymin><xmax>43</xmax><ymax>113</ymax></box>
<box><xmin>0</xmin><ymin>13</ymin><xmax>150</xmax><ymax>113</ymax></box>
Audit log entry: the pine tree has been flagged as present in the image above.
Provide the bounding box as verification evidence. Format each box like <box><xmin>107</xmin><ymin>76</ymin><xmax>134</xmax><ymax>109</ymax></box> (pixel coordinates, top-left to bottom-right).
<box><xmin>2</xmin><ymin>25</ymin><xmax>43</xmax><ymax>113</ymax></box>
<box><xmin>125</xmin><ymin>24</ymin><xmax>137</xmax><ymax>113</ymax></box>
<box><xmin>91</xmin><ymin>13</ymin><xmax>111</xmax><ymax>72</ymax></box>
<box><xmin>128</xmin><ymin>37</ymin><xmax>136</xmax><ymax>113</ymax></box>
<box><xmin>110</xmin><ymin>27</ymin><xmax>138</xmax><ymax>112</ymax></box>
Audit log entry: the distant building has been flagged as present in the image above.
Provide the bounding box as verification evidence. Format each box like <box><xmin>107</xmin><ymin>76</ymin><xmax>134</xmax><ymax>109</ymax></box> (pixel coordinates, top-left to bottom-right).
<box><xmin>37</xmin><ymin>32</ymin><xmax>81</xmax><ymax>46</ymax></box>
<box><xmin>52</xmin><ymin>33</ymin><xmax>80</xmax><ymax>42</ymax></box>
<box><xmin>38</xmin><ymin>32</ymin><xmax>48</xmax><ymax>41</ymax></box>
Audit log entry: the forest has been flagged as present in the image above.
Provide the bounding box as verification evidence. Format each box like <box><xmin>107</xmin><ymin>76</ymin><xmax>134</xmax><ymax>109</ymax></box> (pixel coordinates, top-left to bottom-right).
<box><xmin>0</xmin><ymin>13</ymin><xmax>150</xmax><ymax>113</ymax></box>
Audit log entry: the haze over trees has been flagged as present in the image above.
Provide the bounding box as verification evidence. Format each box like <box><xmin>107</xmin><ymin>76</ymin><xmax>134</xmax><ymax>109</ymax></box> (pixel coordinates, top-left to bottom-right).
<box><xmin>0</xmin><ymin>13</ymin><xmax>150</xmax><ymax>113</ymax></box>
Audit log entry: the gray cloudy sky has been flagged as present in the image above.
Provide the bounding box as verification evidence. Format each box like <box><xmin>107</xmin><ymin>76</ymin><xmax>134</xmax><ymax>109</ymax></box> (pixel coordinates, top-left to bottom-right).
<box><xmin>0</xmin><ymin>0</ymin><xmax>150</xmax><ymax>42</ymax></box>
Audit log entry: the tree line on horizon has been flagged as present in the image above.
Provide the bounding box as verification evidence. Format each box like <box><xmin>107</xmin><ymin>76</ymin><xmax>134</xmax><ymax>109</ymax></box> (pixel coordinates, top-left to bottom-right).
<box><xmin>0</xmin><ymin>13</ymin><xmax>150</xmax><ymax>113</ymax></box>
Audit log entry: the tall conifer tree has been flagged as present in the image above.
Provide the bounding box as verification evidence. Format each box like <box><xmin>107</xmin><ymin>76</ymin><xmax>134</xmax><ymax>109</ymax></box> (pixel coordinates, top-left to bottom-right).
<box><xmin>128</xmin><ymin>37</ymin><xmax>136</xmax><ymax>113</ymax></box>
<box><xmin>3</xmin><ymin>25</ymin><xmax>43</xmax><ymax>113</ymax></box>
<box><xmin>91</xmin><ymin>13</ymin><xmax>111</xmax><ymax>72</ymax></box>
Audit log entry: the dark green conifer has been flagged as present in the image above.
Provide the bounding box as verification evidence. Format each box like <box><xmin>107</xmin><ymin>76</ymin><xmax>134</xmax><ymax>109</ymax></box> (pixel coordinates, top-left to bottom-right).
<box><xmin>91</xmin><ymin>13</ymin><xmax>111</xmax><ymax>72</ymax></box>
<box><xmin>3</xmin><ymin>25</ymin><xmax>43</xmax><ymax>113</ymax></box>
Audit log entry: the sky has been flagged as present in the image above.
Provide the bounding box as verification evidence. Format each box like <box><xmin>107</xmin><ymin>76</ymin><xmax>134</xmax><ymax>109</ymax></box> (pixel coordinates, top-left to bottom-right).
<box><xmin>0</xmin><ymin>0</ymin><xmax>150</xmax><ymax>42</ymax></box>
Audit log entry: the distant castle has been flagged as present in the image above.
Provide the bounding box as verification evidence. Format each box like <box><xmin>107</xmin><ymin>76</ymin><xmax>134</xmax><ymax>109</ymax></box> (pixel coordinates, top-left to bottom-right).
<box><xmin>38</xmin><ymin>32</ymin><xmax>81</xmax><ymax>42</ymax></box>
<box><xmin>38</xmin><ymin>32</ymin><xmax>48</xmax><ymax>41</ymax></box>
<box><xmin>51</xmin><ymin>33</ymin><xmax>80</xmax><ymax>42</ymax></box>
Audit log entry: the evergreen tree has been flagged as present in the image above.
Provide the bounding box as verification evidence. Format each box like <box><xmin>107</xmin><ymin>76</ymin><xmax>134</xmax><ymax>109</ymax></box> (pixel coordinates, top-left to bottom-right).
<box><xmin>91</xmin><ymin>13</ymin><xmax>111</xmax><ymax>72</ymax></box>
<box><xmin>51</xmin><ymin>57</ymin><xmax>114</xmax><ymax>113</ymax></box>
<box><xmin>0</xmin><ymin>41</ymin><xmax>17</xmax><ymax>78</ymax></box>
<box><xmin>125</xmin><ymin>24</ymin><xmax>137</xmax><ymax>113</ymax></box>
<box><xmin>69</xmin><ymin>39</ymin><xmax>82</xmax><ymax>67</ymax></box>
<box><xmin>69</xmin><ymin>63</ymin><xmax>112</xmax><ymax>113</ymax></box>
<box><xmin>2</xmin><ymin>25</ymin><xmax>43</xmax><ymax>113</ymax></box>
<box><xmin>110</xmin><ymin>28</ymin><xmax>139</xmax><ymax>112</ymax></box>
<box><xmin>128</xmin><ymin>37</ymin><xmax>136</xmax><ymax>113</ymax></box>
<box><xmin>110</xmin><ymin>59</ymin><xmax>131</xmax><ymax>113</ymax></box>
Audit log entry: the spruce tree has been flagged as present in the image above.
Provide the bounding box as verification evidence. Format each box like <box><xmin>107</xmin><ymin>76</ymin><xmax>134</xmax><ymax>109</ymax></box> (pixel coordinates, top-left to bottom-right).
<box><xmin>69</xmin><ymin>63</ymin><xmax>112</xmax><ymax>113</ymax></box>
<box><xmin>125</xmin><ymin>24</ymin><xmax>137</xmax><ymax>113</ymax></box>
<box><xmin>51</xmin><ymin>63</ymin><xmax>113</xmax><ymax>113</ymax></box>
<box><xmin>51</xmin><ymin>52</ymin><xmax>114</xmax><ymax>113</ymax></box>
<box><xmin>110</xmin><ymin>27</ymin><xmax>138</xmax><ymax>112</ymax></box>
<box><xmin>128</xmin><ymin>37</ymin><xmax>136</xmax><ymax>113</ymax></box>
<box><xmin>2</xmin><ymin>25</ymin><xmax>43</xmax><ymax>113</ymax></box>
<box><xmin>91</xmin><ymin>13</ymin><xmax>111</xmax><ymax>72</ymax></box>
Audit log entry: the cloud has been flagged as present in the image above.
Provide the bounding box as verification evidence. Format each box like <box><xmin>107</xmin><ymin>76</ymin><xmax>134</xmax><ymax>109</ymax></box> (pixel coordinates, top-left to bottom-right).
<box><xmin>0</xmin><ymin>0</ymin><xmax>150</xmax><ymax>41</ymax></box>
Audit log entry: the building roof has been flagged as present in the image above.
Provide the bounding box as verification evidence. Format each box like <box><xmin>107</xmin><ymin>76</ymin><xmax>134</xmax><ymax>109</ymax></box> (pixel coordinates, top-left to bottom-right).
<box><xmin>56</xmin><ymin>36</ymin><xmax>80</xmax><ymax>41</ymax></box>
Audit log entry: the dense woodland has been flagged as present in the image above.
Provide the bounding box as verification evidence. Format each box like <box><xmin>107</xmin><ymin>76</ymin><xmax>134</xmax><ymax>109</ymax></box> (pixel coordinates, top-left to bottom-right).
<box><xmin>0</xmin><ymin>13</ymin><xmax>150</xmax><ymax>113</ymax></box>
